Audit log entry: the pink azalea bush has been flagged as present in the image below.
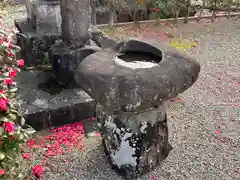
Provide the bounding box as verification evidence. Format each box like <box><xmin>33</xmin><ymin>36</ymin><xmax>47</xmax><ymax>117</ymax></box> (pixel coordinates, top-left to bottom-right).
<box><xmin>0</xmin><ymin>15</ymin><xmax>36</xmax><ymax>178</ymax></box>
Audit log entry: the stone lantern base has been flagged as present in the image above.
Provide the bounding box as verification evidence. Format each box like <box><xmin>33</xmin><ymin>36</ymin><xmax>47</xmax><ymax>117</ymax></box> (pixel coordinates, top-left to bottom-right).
<box><xmin>96</xmin><ymin>103</ymin><xmax>172</xmax><ymax>179</ymax></box>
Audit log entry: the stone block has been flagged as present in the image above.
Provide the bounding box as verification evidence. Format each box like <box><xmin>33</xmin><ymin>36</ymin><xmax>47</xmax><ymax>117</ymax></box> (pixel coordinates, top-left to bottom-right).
<box><xmin>50</xmin><ymin>41</ymin><xmax>101</xmax><ymax>87</ymax></box>
<box><xmin>25</xmin><ymin>0</ymin><xmax>61</xmax><ymax>34</ymax></box>
<box><xmin>15</xmin><ymin>18</ymin><xmax>61</xmax><ymax>66</ymax></box>
<box><xmin>96</xmin><ymin>103</ymin><xmax>172</xmax><ymax>179</ymax></box>
<box><xmin>16</xmin><ymin>71</ymin><xmax>95</xmax><ymax>130</ymax></box>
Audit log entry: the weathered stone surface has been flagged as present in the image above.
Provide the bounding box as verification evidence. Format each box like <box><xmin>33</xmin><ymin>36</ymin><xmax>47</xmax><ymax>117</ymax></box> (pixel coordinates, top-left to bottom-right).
<box><xmin>90</xmin><ymin>25</ymin><xmax>118</xmax><ymax>49</ymax></box>
<box><xmin>50</xmin><ymin>41</ymin><xmax>101</xmax><ymax>87</ymax></box>
<box><xmin>95</xmin><ymin>7</ymin><xmax>117</xmax><ymax>24</ymax></box>
<box><xmin>74</xmin><ymin>39</ymin><xmax>201</xmax><ymax>113</ymax></box>
<box><xmin>15</xmin><ymin>18</ymin><xmax>61</xmax><ymax>66</ymax></box>
<box><xmin>91</xmin><ymin>33</ymin><xmax>118</xmax><ymax>49</ymax></box>
<box><xmin>96</xmin><ymin>103</ymin><xmax>171</xmax><ymax>179</ymax></box>
<box><xmin>26</xmin><ymin>0</ymin><xmax>61</xmax><ymax>34</ymax></box>
<box><xmin>16</xmin><ymin>71</ymin><xmax>95</xmax><ymax>130</ymax></box>
<box><xmin>60</xmin><ymin>0</ymin><xmax>91</xmax><ymax>46</ymax></box>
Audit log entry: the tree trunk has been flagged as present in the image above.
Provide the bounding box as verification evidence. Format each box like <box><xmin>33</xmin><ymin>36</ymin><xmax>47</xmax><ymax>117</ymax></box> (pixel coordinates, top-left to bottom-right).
<box><xmin>184</xmin><ymin>0</ymin><xmax>191</xmax><ymax>24</ymax></box>
<box><xmin>211</xmin><ymin>0</ymin><xmax>217</xmax><ymax>22</ymax></box>
<box><xmin>60</xmin><ymin>0</ymin><xmax>91</xmax><ymax>47</ymax></box>
<box><xmin>133</xmin><ymin>9</ymin><xmax>139</xmax><ymax>24</ymax></box>
<box><xmin>227</xmin><ymin>6</ymin><xmax>231</xmax><ymax>19</ymax></box>
<box><xmin>227</xmin><ymin>0</ymin><xmax>232</xmax><ymax>19</ymax></box>
<box><xmin>91</xmin><ymin>0</ymin><xmax>97</xmax><ymax>25</ymax></box>
<box><xmin>196</xmin><ymin>0</ymin><xmax>205</xmax><ymax>22</ymax></box>
<box><xmin>108</xmin><ymin>9</ymin><xmax>115</xmax><ymax>28</ymax></box>
<box><xmin>175</xmin><ymin>9</ymin><xmax>180</xmax><ymax>24</ymax></box>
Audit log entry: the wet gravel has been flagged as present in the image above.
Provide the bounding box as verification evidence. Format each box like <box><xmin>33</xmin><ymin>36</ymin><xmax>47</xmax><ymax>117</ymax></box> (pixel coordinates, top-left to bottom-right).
<box><xmin>39</xmin><ymin>19</ymin><xmax>240</xmax><ymax>180</ymax></box>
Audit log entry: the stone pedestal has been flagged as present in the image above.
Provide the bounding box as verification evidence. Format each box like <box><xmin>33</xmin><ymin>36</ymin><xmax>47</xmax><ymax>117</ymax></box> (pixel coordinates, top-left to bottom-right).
<box><xmin>26</xmin><ymin>0</ymin><xmax>61</xmax><ymax>34</ymax></box>
<box><xmin>97</xmin><ymin>103</ymin><xmax>171</xmax><ymax>179</ymax></box>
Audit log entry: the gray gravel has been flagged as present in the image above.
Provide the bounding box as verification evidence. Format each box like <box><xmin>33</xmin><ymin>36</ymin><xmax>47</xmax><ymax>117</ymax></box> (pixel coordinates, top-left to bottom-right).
<box><xmin>39</xmin><ymin>19</ymin><xmax>240</xmax><ymax>180</ymax></box>
<box><xmin>2</xmin><ymin>4</ymin><xmax>239</xmax><ymax>179</ymax></box>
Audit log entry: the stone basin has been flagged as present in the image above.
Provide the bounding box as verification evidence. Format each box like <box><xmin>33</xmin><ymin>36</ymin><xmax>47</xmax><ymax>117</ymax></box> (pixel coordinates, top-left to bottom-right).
<box><xmin>74</xmin><ymin>39</ymin><xmax>201</xmax><ymax>113</ymax></box>
<box><xmin>74</xmin><ymin>39</ymin><xmax>200</xmax><ymax>179</ymax></box>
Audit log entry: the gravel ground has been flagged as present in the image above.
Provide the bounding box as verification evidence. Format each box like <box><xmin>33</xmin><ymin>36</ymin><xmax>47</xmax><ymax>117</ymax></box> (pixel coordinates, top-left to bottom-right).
<box><xmin>2</xmin><ymin>7</ymin><xmax>240</xmax><ymax>179</ymax></box>
<box><xmin>38</xmin><ymin>19</ymin><xmax>239</xmax><ymax>180</ymax></box>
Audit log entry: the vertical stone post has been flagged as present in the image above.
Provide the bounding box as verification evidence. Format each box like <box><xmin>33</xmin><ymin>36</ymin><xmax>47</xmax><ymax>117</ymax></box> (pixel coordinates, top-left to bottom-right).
<box><xmin>60</xmin><ymin>0</ymin><xmax>91</xmax><ymax>46</ymax></box>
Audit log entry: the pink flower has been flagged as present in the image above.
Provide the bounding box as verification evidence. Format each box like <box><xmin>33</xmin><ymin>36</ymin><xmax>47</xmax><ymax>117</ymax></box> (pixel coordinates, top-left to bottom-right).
<box><xmin>23</xmin><ymin>153</ymin><xmax>30</xmax><ymax>160</ymax></box>
<box><xmin>8</xmin><ymin>52</ymin><xmax>14</xmax><ymax>57</ymax></box>
<box><xmin>170</xmin><ymin>98</ymin><xmax>184</xmax><ymax>103</ymax></box>
<box><xmin>9</xmin><ymin>70</ymin><xmax>17</xmax><ymax>78</ymax></box>
<box><xmin>9</xmin><ymin>136</ymin><xmax>14</xmax><ymax>141</ymax></box>
<box><xmin>153</xmin><ymin>7</ymin><xmax>159</xmax><ymax>12</ymax></box>
<box><xmin>17</xmin><ymin>59</ymin><xmax>24</xmax><ymax>68</ymax></box>
<box><xmin>32</xmin><ymin>165</ymin><xmax>45</xmax><ymax>178</ymax></box>
<box><xmin>89</xmin><ymin>116</ymin><xmax>94</xmax><ymax>121</ymax></box>
<box><xmin>95</xmin><ymin>132</ymin><xmax>101</xmax><ymax>137</ymax></box>
<box><xmin>0</xmin><ymin>98</ymin><xmax>8</xmax><ymax>111</ymax></box>
<box><xmin>3</xmin><ymin>78</ymin><xmax>13</xmax><ymax>85</ymax></box>
<box><xmin>2</xmin><ymin>122</ymin><xmax>15</xmax><ymax>133</ymax></box>
<box><xmin>215</xmin><ymin>130</ymin><xmax>221</xmax><ymax>134</ymax></box>
<box><xmin>27</xmin><ymin>139</ymin><xmax>37</xmax><ymax>148</ymax></box>
<box><xmin>0</xmin><ymin>169</ymin><xmax>5</xmax><ymax>175</ymax></box>
<box><xmin>0</xmin><ymin>36</ymin><xmax>6</xmax><ymax>43</ymax></box>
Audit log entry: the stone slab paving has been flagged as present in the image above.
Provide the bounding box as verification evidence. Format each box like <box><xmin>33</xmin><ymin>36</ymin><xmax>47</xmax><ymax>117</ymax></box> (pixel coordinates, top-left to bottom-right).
<box><xmin>39</xmin><ymin>19</ymin><xmax>240</xmax><ymax>180</ymax></box>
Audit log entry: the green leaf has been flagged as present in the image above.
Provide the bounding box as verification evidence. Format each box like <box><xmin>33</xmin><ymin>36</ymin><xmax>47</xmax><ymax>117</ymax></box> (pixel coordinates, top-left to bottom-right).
<box><xmin>10</xmin><ymin>109</ymin><xmax>20</xmax><ymax>116</ymax></box>
<box><xmin>18</xmin><ymin>132</ymin><xmax>24</xmax><ymax>141</ymax></box>
<box><xmin>0</xmin><ymin>152</ymin><xmax>5</xmax><ymax>160</ymax></box>
<box><xmin>8</xmin><ymin>88</ymin><xmax>18</xmax><ymax>93</ymax></box>
<box><xmin>7</xmin><ymin>93</ymin><xmax>16</xmax><ymax>98</ymax></box>
<box><xmin>23</xmin><ymin>127</ymin><xmax>36</xmax><ymax>135</ymax></box>
<box><xmin>22</xmin><ymin>132</ymin><xmax>28</xmax><ymax>140</ymax></box>
<box><xmin>8</xmin><ymin>113</ymin><xmax>17</xmax><ymax>120</ymax></box>
<box><xmin>0</xmin><ymin>127</ymin><xmax>4</xmax><ymax>136</ymax></box>
<box><xmin>19</xmin><ymin>117</ymin><xmax>25</xmax><ymax>126</ymax></box>
<box><xmin>0</xmin><ymin>93</ymin><xmax>7</xmax><ymax>99</ymax></box>
<box><xmin>2</xmin><ymin>72</ymin><xmax>9</xmax><ymax>77</ymax></box>
<box><xmin>0</xmin><ymin>116</ymin><xmax>9</xmax><ymax>122</ymax></box>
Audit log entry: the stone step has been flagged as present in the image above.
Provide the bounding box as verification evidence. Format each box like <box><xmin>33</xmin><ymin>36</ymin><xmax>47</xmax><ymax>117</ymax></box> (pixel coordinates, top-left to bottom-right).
<box><xmin>15</xmin><ymin>18</ymin><xmax>61</xmax><ymax>66</ymax></box>
<box><xmin>16</xmin><ymin>70</ymin><xmax>97</xmax><ymax>135</ymax></box>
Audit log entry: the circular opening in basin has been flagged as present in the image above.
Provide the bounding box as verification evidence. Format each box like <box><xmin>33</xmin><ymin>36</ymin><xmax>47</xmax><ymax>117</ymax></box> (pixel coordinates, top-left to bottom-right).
<box><xmin>114</xmin><ymin>51</ymin><xmax>162</xmax><ymax>69</ymax></box>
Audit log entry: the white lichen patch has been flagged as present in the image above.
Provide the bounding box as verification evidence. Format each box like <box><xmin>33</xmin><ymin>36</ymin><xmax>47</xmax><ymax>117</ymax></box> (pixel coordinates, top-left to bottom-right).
<box><xmin>110</xmin><ymin>133</ymin><xmax>137</xmax><ymax>167</ymax></box>
<box><xmin>32</xmin><ymin>98</ymin><xmax>48</xmax><ymax>108</ymax></box>
<box><xmin>113</xmin><ymin>56</ymin><xmax>158</xmax><ymax>69</ymax></box>
<box><xmin>140</xmin><ymin>122</ymin><xmax>148</xmax><ymax>133</ymax></box>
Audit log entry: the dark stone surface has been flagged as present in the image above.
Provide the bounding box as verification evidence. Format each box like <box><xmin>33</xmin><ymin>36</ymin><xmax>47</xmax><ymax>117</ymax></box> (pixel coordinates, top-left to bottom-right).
<box><xmin>96</xmin><ymin>103</ymin><xmax>171</xmax><ymax>179</ymax></box>
<box><xmin>74</xmin><ymin>39</ymin><xmax>201</xmax><ymax>113</ymax></box>
<box><xmin>16</xmin><ymin>70</ymin><xmax>95</xmax><ymax>130</ymax></box>
<box><xmin>26</xmin><ymin>0</ymin><xmax>61</xmax><ymax>34</ymax></box>
<box><xmin>91</xmin><ymin>33</ymin><xmax>118</xmax><ymax>49</ymax></box>
<box><xmin>90</xmin><ymin>25</ymin><xmax>118</xmax><ymax>49</ymax></box>
<box><xmin>15</xmin><ymin>18</ymin><xmax>61</xmax><ymax>66</ymax></box>
<box><xmin>50</xmin><ymin>42</ymin><xmax>101</xmax><ymax>87</ymax></box>
<box><xmin>95</xmin><ymin>7</ymin><xmax>114</xmax><ymax>25</ymax></box>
